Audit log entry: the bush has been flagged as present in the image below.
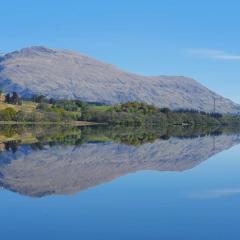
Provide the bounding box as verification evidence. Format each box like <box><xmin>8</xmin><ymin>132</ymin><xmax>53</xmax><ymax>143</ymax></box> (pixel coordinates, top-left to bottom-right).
<box><xmin>0</xmin><ymin>108</ymin><xmax>18</xmax><ymax>121</ymax></box>
<box><xmin>37</xmin><ymin>103</ymin><xmax>51</xmax><ymax>111</ymax></box>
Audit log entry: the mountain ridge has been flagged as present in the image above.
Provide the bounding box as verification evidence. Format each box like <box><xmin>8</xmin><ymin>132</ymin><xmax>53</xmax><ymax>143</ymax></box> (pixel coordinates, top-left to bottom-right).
<box><xmin>0</xmin><ymin>46</ymin><xmax>239</xmax><ymax>113</ymax></box>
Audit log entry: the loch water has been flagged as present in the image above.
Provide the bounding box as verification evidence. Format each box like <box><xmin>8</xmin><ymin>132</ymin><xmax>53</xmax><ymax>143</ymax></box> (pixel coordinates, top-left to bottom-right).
<box><xmin>0</xmin><ymin>125</ymin><xmax>240</xmax><ymax>240</ymax></box>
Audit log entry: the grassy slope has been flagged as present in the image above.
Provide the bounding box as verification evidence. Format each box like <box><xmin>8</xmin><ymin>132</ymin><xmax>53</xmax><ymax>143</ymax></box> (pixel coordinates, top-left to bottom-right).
<box><xmin>0</xmin><ymin>100</ymin><xmax>96</xmax><ymax>125</ymax></box>
<box><xmin>89</xmin><ymin>105</ymin><xmax>112</xmax><ymax>111</ymax></box>
<box><xmin>0</xmin><ymin>101</ymin><xmax>38</xmax><ymax>112</ymax></box>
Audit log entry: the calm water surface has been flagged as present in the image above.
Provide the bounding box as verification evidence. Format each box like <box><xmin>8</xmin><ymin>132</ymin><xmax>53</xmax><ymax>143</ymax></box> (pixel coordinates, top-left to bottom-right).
<box><xmin>0</xmin><ymin>126</ymin><xmax>240</xmax><ymax>239</ymax></box>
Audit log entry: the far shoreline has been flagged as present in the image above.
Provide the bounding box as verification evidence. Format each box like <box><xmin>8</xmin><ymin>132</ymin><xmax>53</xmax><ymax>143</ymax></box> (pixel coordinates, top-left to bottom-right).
<box><xmin>0</xmin><ymin>121</ymin><xmax>99</xmax><ymax>126</ymax></box>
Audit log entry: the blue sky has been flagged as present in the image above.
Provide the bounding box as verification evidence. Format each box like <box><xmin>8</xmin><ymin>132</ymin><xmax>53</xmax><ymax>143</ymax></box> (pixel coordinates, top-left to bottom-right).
<box><xmin>1</xmin><ymin>0</ymin><xmax>240</xmax><ymax>102</ymax></box>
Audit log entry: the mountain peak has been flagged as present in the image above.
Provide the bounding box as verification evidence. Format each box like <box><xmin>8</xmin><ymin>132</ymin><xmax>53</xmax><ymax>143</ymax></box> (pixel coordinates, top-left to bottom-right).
<box><xmin>26</xmin><ymin>46</ymin><xmax>56</xmax><ymax>53</ymax></box>
<box><xmin>0</xmin><ymin>46</ymin><xmax>239</xmax><ymax>113</ymax></box>
<box><xmin>4</xmin><ymin>46</ymin><xmax>56</xmax><ymax>59</ymax></box>
<box><xmin>19</xmin><ymin>46</ymin><xmax>57</xmax><ymax>55</ymax></box>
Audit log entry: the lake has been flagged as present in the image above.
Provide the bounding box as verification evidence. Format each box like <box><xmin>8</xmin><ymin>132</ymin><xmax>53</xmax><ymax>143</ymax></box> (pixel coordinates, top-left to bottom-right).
<box><xmin>0</xmin><ymin>125</ymin><xmax>240</xmax><ymax>239</ymax></box>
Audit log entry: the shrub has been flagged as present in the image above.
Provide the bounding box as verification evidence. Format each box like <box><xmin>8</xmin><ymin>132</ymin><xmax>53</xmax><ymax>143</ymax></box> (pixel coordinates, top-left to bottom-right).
<box><xmin>0</xmin><ymin>108</ymin><xmax>18</xmax><ymax>121</ymax></box>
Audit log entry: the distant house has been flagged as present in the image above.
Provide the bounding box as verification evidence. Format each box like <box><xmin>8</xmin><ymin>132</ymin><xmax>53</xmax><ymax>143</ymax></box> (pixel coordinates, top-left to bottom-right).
<box><xmin>0</xmin><ymin>93</ymin><xmax>5</xmax><ymax>102</ymax></box>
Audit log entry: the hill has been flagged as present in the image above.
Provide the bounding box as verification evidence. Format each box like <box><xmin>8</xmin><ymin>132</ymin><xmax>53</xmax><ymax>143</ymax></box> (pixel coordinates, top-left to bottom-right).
<box><xmin>0</xmin><ymin>46</ymin><xmax>239</xmax><ymax>113</ymax></box>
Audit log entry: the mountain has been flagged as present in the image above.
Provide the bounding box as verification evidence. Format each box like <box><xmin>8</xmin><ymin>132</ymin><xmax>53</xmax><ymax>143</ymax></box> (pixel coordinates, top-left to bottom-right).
<box><xmin>0</xmin><ymin>46</ymin><xmax>239</xmax><ymax>113</ymax></box>
<box><xmin>0</xmin><ymin>134</ymin><xmax>240</xmax><ymax>197</ymax></box>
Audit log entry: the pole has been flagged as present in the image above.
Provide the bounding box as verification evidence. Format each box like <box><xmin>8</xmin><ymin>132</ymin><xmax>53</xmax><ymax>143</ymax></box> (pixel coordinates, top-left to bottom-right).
<box><xmin>213</xmin><ymin>97</ymin><xmax>216</xmax><ymax>113</ymax></box>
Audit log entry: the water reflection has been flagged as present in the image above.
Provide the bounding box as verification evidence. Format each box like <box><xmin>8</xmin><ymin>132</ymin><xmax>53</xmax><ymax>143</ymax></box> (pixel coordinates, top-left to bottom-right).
<box><xmin>0</xmin><ymin>125</ymin><xmax>240</xmax><ymax>197</ymax></box>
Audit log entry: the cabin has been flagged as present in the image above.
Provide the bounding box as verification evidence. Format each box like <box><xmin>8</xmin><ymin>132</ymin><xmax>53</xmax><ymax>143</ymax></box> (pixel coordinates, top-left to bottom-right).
<box><xmin>0</xmin><ymin>93</ymin><xmax>5</xmax><ymax>102</ymax></box>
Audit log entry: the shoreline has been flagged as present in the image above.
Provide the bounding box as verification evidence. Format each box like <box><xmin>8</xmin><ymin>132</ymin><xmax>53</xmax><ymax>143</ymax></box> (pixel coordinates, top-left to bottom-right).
<box><xmin>0</xmin><ymin>121</ymin><xmax>98</xmax><ymax>126</ymax></box>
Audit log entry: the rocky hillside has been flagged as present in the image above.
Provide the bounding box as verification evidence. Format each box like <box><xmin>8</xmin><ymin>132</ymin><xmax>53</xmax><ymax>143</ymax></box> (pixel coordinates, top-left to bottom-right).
<box><xmin>0</xmin><ymin>46</ymin><xmax>239</xmax><ymax>113</ymax></box>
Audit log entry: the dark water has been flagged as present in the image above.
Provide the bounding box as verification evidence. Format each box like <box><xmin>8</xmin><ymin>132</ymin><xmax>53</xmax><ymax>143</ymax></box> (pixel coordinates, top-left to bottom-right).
<box><xmin>0</xmin><ymin>125</ymin><xmax>240</xmax><ymax>239</ymax></box>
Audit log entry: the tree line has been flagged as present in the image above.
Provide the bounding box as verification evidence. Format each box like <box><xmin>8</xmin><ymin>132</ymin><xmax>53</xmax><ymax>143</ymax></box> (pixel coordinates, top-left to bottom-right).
<box><xmin>4</xmin><ymin>92</ymin><xmax>22</xmax><ymax>105</ymax></box>
<box><xmin>0</xmin><ymin>91</ymin><xmax>239</xmax><ymax>127</ymax></box>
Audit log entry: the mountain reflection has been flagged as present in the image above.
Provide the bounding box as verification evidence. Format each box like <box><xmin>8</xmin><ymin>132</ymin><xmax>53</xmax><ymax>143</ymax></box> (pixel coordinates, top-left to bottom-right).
<box><xmin>0</xmin><ymin>125</ymin><xmax>240</xmax><ymax>197</ymax></box>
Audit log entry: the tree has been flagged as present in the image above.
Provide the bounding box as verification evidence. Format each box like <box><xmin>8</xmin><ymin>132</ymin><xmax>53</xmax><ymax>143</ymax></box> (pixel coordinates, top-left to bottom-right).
<box><xmin>160</xmin><ymin>108</ymin><xmax>171</xmax><ymax>114</ymax></box>
<box><xmin>5</xmin><ymin>93</ymin><xmax>11</xmax><ymax>104</ymax></box>
<box><xmin>11</xmin><ymin>92</ymin><xmax>21</xmax><ymax>105</ymax></box>
<box><xmin>32</xmin><ymin>95</ymin><xmax>46</xmax><ymax>103</ymax></box>
<box><xmin>4</xmin><ymin>92</ymin><xmax>22</xmax><ymax>105</ymax></box>
<box><xmin>49</xmin><ymin>98</ymin><xmax>56</xmax><ymax>104</ymax></box>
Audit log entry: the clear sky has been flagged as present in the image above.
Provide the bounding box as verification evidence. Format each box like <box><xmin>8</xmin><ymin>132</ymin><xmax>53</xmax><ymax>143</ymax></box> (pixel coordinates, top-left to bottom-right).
<box><xmin>1</xmin><ymin>0</ymin><xmax>240</xmax><ymax>103</ymax></box>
